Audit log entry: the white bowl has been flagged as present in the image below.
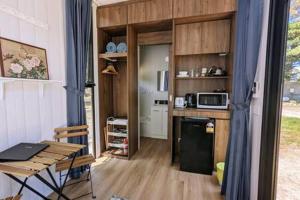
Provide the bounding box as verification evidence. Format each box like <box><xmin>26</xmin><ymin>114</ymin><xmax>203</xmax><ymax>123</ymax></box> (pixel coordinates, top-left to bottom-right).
<box><xmin>179</xmin><ymin>71</ymin><xmax>188</xmax><ymax>75</ymax></box>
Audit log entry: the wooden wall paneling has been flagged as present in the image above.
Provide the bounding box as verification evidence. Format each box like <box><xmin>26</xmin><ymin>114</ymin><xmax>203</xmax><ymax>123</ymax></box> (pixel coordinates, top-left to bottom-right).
<box><xmin>175</xmin><ymin>79</ymin><xmax>227</xmax><ymax>96</ymax></box>
<box><xmin>128</xmin><ymin>1</ymin><xmax>146</xmax><ymax>24</ymax></box>
<box><xmin>226</xmin><ymin>15</ymin><xmax>236</xmax><ymax>96</ymax></box>
<box><xmin>127</xmin><ymin>25</ymin><xmax>138</xmax><ymax>159</ymax></box>
<box><xmin>214</xmin><ymin>119</ymin><xmax>230</xmax><ymax>167</ymax></box>
<box><xmin>111</xmin><ymin>35</ymin><xmax>127</xmax><ymax>44</ymax></box>
<box><xmin>113</xmin><ymin>62</ymin><xmax>128</xmax><ymax>117</ymax></box>
<box><xmin>175</xmin><ymin>54</ymin><xmax>226</xmax><ymax>73</ymax></box>
<box><xmin>169</xmin><ymin>20</ymin><xmax>176</xmax><ymax>162</ymax></box>
<box><xmin>173</xmin><ymin>0</ymin><xmax>236</xmax><ymax>19</ymax></box>
<box><xmin>174</xmin><ymin>54</ymin><xmax>227</xmax><ymax>96</ymax></box>
<box><xmin>175</xmin><ymin>20</ymin><xmax>231</xmax><ymax>55</ymax></box>
<box><xmin>98</xmin><ymin>29</ymin><xmax>113</xmax><ymax>152</ymax></box>
<box><xmin>98</xmin><ymin>5</ymin><xmax>128</xmax><ymax>28</ymax></box>
<box><xmin>145</xmin><ymin>0</ymin><xmax>173</xmax><ymax>22</ymax></box>
<box><xmin>137</xmin><ymin>31</ymin><xmax>172</xmax><ymax>45</ymax></box>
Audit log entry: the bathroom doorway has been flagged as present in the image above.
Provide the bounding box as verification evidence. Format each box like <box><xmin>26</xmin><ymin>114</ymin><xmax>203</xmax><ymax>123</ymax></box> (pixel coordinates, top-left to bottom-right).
<box><xmin>138</xmin><ymin>44</ymin><xmax>171</xmax><ymax>149</ymax></box>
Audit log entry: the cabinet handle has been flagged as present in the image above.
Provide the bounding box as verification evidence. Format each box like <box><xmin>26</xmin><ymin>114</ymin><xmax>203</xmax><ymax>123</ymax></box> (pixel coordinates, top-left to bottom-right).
<box><xmin>153</xmin><ymin>110</ymin><xmax>160</xmax><ymax>112</ymax></box>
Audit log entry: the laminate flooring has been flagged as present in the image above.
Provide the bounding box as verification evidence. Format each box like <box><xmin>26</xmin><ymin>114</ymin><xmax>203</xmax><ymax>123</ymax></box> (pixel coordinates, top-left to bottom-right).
<box><xmin>50</xmin><ymin>138</ymin><xmax>224</xmax><ymax>200</ymax></box>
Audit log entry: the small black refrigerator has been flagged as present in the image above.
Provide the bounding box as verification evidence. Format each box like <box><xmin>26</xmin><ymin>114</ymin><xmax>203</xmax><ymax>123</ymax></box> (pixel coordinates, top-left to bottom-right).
<box><xmin>180</xmin><ymin>117</ymin><xmax>214</xmax><ymax>175</ymax></box>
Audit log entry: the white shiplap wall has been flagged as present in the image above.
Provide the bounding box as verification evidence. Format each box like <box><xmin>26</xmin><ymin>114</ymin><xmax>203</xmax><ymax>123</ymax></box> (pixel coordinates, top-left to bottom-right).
<box><xmin>0</xmin><ymin>0</ymin><xmax>67</xmax><ymax>199</ymax></box>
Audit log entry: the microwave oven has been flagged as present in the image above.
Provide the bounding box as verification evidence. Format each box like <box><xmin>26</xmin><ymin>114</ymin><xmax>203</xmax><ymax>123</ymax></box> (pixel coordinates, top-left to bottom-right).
<box><xmin>197</xmin><ymin>93</ymin><xmax>229</xmax><ymax>109</ymax></box>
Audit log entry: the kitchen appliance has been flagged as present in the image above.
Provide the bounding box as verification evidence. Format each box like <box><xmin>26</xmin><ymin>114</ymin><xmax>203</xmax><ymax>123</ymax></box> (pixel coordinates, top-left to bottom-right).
<box><xmin>197</xmin><ymin>93</ymin><xmax>229</xmax><ymax>109</ymax></box>
<box><xmin>180</xmin><ymin>117</ymin><xmax>214</xmax><ymax>175</ymax></box>
<box><xmin>157</xmin><ymin>71</ymin><xmax>169</xmax><ymax>91</ymax></box>
<box><xmin>201</xmin><ymin>68</ymin><xmax>208</xmax><ymax>77</ymax></box>
<box><xmin>154</xmin><ymin>100</ymin><xmax>168</xmax><ymax>105</ymax></box>
<box><xmin>185</xmin><ymin>93</ymin><xmax>197</xmax><ymax>108</ymax></box>
<box><xmin>215</xmin><ymin>67</ymin><xmax>223</xmax><ymax>75</ymax></box>
<box><xmin>175</xmin><ymin>97</ymin><xmax>186</xmax><ymax>108</ymax></box>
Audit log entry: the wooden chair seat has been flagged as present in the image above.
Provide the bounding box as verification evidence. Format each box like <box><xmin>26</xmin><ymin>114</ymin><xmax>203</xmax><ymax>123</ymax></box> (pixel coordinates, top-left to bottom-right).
<box><xmin>55</xmin><ymin>154</ymin><xmax>95</xmax><ymax>172</ymax></box>
<box><xmin>4</xmin><ymin>195</ymin><xmax>22</xmax><ymax>200</ymax></box>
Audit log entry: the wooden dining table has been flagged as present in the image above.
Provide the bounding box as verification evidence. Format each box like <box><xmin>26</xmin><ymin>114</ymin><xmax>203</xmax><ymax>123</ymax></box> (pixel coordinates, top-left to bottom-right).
<box><xmin>0</xmin><ymin>141</ymin><xmax>86</xmax><ymax>200</ymax></box>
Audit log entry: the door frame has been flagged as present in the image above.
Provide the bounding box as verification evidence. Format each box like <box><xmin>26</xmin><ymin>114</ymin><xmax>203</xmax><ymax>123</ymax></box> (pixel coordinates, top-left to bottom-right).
<box><xmin>258</xmin><ymin>0</ymin><xmax>290</xmax><ymax>199</ymax></box>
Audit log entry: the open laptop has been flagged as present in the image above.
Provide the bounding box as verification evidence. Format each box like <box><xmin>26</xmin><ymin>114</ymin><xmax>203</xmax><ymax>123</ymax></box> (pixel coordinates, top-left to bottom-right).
<box><xmin>0</xmin><ymin>143</ymin><xmax>49</xmax><ymax>162</ymax></box>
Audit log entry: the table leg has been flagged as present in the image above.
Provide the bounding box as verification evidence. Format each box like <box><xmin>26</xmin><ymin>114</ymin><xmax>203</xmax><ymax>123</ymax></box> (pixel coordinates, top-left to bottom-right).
<box><xmin>35</xmin><ymin>174</ymin><xmax>70</xmax><ymax>200</ymax></box>
<box><xmin>5</xmin><ymin>174</ymin><xmax>50</xmax><ymax>200</ymax></box>
<box><xmin>46</xmin><ymin>168</ymin><xmax>59</xmax><ymax>189</ymax></box>
<box><xmin>18</xmin><ymin>177</ymin><xmax>28</xmax><ymax>195</ymax></box>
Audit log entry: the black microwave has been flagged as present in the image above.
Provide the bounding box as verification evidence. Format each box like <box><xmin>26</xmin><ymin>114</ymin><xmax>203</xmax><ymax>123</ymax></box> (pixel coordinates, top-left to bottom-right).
<box><xmin>196</xmin><ymin>93</ymin><xmax>229</xmax><ymax>109</ymax></box>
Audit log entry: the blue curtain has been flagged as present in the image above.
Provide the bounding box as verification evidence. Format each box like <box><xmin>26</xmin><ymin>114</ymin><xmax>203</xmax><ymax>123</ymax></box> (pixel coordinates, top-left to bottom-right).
<box><xmin>221</xmin><ymin>0</ymin><xmax>264</xmax><ymax>199</ymax></box>
<box><xmin>65</xmin><ymin>0</ymin><xmax>92</xmax><ymax>178</ymax></box>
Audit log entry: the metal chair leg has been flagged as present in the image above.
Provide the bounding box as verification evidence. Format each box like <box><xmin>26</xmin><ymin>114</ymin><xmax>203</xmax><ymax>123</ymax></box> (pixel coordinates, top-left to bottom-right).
<box><xmin>59</xmin><ymin>171</ymin><xmax>62</xmax><ymax>188</ymax></box>
<box><xmin>89</xmin><ymin>166</ymin><xmax>96</xmax><ymax>199</ymax></box>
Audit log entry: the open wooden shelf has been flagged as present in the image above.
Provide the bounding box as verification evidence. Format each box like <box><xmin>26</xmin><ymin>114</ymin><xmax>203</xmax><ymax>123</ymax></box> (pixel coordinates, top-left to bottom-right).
<box><xmin>99</xmin><ymin>52</ymin><xmax>127</xmax><ymax>59</ymax></box>
<box><xmin>175</xmin><ymin>76</ymin><xmax>229</xmax><ymax>80</ymax></box>
<box><xmin>102</xmin><ymin>149</ymin><xmax>128</xmax><ymax>160</ymax></box>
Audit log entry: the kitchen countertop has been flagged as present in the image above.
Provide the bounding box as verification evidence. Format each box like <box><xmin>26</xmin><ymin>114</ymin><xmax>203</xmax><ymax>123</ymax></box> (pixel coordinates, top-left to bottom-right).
<box><xmin>172</xmin><ymin>108</ymin><xmax>230</xmax><ymax>120</ymax></box>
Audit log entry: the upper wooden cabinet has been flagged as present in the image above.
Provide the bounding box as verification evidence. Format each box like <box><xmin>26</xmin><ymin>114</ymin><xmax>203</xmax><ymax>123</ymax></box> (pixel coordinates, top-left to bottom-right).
<box><xmin>128</xmin><ymin>1</ymin><xmax>146</xmax><ymax>24</ymax></box>
<box><xmin>175</xmin><ymin>20</ymin><xmax>231</xmax><ymax>55</ymax></box>
<box><xmin>128</xmin><ymin>0</ymin><xmax>173</xmax><ymax>24</ymax></box>
<box><xmin>173</xmin><ymin>0</ymin><xmax>236</xmax><ymax>18</ymax></box>
<box><xmin>145</xmin><ymin>0</ymin><xmax>173</xmax><ymax>22</ymax></box>
<box><xmin>98</xmin><ymin>5</ymin><xmax>127</xmax><ymax>28</ymax></box>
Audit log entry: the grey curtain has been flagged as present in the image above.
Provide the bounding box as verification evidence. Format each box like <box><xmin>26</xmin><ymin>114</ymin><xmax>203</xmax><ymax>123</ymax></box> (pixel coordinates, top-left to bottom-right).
<box><xmin>221</xmin><ymin>0</ymin><xmax>264</xmax><ymax>199</ymax></box>
<box><xmin>65</xmin><ymin>0</ymin><xmax>92</xmax><ymax>178</ymax></box>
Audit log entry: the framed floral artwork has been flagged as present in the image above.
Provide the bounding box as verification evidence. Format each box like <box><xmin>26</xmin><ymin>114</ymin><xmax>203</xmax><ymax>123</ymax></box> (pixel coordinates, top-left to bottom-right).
<box><xmin>0</xmin><ymin>37</ymin><xmax>49</xmax><ymax>80</ymax></box>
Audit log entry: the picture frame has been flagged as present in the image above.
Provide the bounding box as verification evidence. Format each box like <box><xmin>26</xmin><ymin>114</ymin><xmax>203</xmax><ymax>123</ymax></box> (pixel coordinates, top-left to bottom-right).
<box><xmin>0</xmin><ymin>37</ymin><xmax>49</xmax><ymax>80</ymax></box>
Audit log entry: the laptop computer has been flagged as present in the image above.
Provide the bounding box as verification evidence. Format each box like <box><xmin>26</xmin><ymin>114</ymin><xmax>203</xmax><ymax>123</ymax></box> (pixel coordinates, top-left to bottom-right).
<box><xmin>0</xmin><ymin>143</ymin><xmax>49</xmax><ymax>162</ymax></box>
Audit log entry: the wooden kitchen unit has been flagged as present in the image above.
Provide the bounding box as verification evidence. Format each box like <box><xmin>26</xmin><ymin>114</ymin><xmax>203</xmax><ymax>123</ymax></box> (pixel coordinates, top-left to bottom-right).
<box><xmin>97</xmin><ymin>0</ymin><xmax>236</xmax><ymax>166</ymax></box>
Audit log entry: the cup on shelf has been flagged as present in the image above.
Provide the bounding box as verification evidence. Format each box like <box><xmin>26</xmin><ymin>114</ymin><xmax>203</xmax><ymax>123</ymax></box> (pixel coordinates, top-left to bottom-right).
<box><xmin>195</xmin><ymin>68</ymin><xmax>201</xmax><ymax>77</ymax></box>
<box><xmin>190</xmin><ymin>69</ymin><xmax>195</xmax><ymax>77</ymax></box>
<box><xmin>201</xmin><ymin>68</ymin><xmax>208</xmax><ymax>77</ymax></box>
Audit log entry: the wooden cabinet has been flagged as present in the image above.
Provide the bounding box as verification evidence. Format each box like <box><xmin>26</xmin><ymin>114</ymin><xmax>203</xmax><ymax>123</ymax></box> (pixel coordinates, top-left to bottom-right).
<box><xmin>98</xmin><ymin>5</ymin><xmax>127</xmax><ymax>28</ymax></box>
<box><xmin>175</xmin><ymin>20</ymin><xmax>231</xmax><ymax>55</ymax></box>
<box><xmin>128</xmin><ymin>1</ymin><xmax>146</xmax><ymax>24</ymax></box>
<box><xmin>173</xmin><ymin>0</ymin><xmax>236</xmax><ymax>19</ymax></box>
<box><xmin>214</xmin><ymin>119</ymin><xmax>230</xmax><ymax>166</ymax></box>
<box><xmin>145</xmin><ymin>0</ymin><xmax>173</xmax><ymax>22</ymax></box>
<box><xmin>128</xmin><ymin>0</ymin><xmax>172</xmax><ymax>24</ymax></box>
<box><xmin>151</xmin><ymin>106</ymin><xmax>168</xmax><ymax>139</ymax></box>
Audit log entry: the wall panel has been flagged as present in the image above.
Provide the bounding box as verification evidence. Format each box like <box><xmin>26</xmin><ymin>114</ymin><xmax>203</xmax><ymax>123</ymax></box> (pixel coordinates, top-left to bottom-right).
<box><xmin>0</xmin><ymin>0</ymin><xmax>66</xmax><ymax>199</ymax></box>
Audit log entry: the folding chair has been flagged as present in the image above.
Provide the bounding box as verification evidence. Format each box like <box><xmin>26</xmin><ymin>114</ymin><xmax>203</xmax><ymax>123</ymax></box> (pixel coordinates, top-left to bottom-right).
<box><xmin>54</xmin><ymin>125</ymin><xmax>96</xmax><ymax>199</ymax></box>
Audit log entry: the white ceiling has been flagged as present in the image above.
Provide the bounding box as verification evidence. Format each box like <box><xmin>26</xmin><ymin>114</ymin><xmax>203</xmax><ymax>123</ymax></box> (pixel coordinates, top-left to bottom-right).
<box><xmin>94</xmin><ymin>0</ymin><xmax>128</xmax><ymax>5</ymax></box>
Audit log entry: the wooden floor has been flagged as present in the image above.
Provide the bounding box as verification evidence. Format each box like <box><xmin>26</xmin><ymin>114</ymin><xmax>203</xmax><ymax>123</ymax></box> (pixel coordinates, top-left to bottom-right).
<box><xmin>51</xmin><ymin>138</ymin><xmax>223</xmax><ymax>200</ymax></box>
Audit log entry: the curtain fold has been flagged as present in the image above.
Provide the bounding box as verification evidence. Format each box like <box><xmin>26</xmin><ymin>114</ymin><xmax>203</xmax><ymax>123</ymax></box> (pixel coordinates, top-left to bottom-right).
<box><xmin>65</xmin><ymin>0</ymin><xmax>92</xmax><ymax>178</ymax></box>
<box><xmin>221</xmin><ymin>0</ymin><xmax>264</xmax><ymax>199</ymax></box>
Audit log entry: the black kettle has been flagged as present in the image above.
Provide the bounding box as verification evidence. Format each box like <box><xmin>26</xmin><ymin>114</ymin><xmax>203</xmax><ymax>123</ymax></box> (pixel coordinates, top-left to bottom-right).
<box><xmin>185</xmin><ymin>93</ymin><xmax>197</xmax><ymax>108</ymax></box>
